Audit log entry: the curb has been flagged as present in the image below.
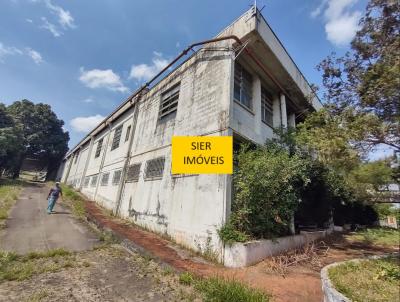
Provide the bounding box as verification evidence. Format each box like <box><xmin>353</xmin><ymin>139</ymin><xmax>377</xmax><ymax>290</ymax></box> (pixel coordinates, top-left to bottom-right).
<box><xmin>320</xmin><ymin>253</ymin><xmax>399</xmax><ymax>302</ymax></box>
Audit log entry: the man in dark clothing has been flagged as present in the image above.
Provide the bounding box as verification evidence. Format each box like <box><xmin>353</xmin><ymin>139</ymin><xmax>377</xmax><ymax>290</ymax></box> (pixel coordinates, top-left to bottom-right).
<box><xmin>47</xmin><ymin>182</ymin><xmax>63</xmax><ymax>214</ymax></box>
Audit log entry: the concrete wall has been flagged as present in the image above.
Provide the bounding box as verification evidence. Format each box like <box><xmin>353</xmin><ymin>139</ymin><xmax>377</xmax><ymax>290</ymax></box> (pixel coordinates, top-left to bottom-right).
<box><xmin>64</xmin><ymin>48</ymin><xmax>234</xmax><ymax>257</ymax></box>
<box><xmin>224</xmin><ymin>230</ymin><xmax>331</xmax><ymax>268</ymax></box>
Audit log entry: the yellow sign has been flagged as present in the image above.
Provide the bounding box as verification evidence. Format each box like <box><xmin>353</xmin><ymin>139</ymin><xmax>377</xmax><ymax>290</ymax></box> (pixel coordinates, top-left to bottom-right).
<box><xmin>171</xmin><ymin>136</ymin><xmax>233</xmax><ymax>174</ymax></box>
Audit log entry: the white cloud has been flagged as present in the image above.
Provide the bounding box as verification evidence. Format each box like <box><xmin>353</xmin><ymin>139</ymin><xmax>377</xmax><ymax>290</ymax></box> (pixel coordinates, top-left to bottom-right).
<box><xmin>311</xmin><ymin>0</ymin><xmax>361</xmax><ymax>46</ymax></box>
<box><xmin>44</xmin><ymin>0</ymin><xmax>75</xmax><ymax>29</ymax></box>
<box><xmin>129</xmin><ymin>51</ymin><xmax>169</xmax><ymax>82</ymax></box>
<box><xmin>26</xmin><ymin>48</ymin><xmax>43</xmax><ymax>64</ymax></box>
<box><xmin>32</xmin><ymin>0</ymin><xmax>75</xmax><ymax>37</ymax></box>
<box><xmin>83</xmin><ymin>97</ymin><xmax>94</xmax><ymax>103</ymax></box>
<box><xmin>26</xmin><ymin>18</ymin><xmax>33</xmax><ymax>23</ymax></box>
<box><xmin>40</xmin><ymin>17</ymin><xmax>62</xmax><ymax>37</ymax></box>
<box><xmin>0</xmin><ymin>43</ymin><xmax>22</xmax><ymax>62</ymax></box>
<box><xmin>79</xmin><ymin>67</ymin><xmax>129</xmax><ymax>93</ymax></box>
<box><xmin>0</xmin><ymin>42</ymin><xmax>43</xmax><ymax>65</ymax></box>
<box><xmin>70</xmin><ymin>115</ymin><xmax>105</xmax><ymax>133</ymax></box>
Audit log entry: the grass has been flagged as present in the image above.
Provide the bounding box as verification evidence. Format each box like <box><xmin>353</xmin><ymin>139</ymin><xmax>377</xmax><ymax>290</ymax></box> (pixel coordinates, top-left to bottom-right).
<box><xmin>28</xmin><ymin>290</ymin><xmax>49</xmax><ymax>302</ymax></box>
<box><xmin>0</xmin><ymin>179</ymin><xmax>24</xmax><ymax>227</ymax></box>
<box><xmin>345</xmin><ymin>227</ymin><xmax>400</xmax><ymax>247</ymax></box>
<box><xmin>59</xmin><ymin>184</ymin><xmax>86</xmax><ymax>219</ymax></box>
<box><xmin>179</xmin><ymin>272</ymin><xmax>271</xmax><ymax>302</ymax></box>
<box><xmin>329</xmin><ymin>257</ymin><xmax>400</xmax><ymax>302</ymax></box>
<box><xmin>0</xmin><ymin>248</ymin><xmax>88</xmax><ymax>282</ymax></box>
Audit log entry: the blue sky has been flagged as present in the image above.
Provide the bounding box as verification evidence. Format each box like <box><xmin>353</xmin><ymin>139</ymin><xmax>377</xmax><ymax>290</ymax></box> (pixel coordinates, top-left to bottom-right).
<box><xmin>3</xmin><ymin>0</ymin><xmax>391</xmax><ymax>160</ymax></box>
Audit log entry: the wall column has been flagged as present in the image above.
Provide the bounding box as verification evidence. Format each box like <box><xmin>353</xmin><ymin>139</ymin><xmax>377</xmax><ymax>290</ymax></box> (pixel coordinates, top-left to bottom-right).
<box><xmin>79</xmin><ymin>136</ymin><xmax>95</xmax><ymax>191</ymax></box>
<box><xmin>280</xmin><ymin>93</ymin><xmax>288</xmax><ymax>128</ymax></box>
<box><xmin>288</xmin><ymin>113</ymin><xmax>296</xmax><ymax>128</ymax></box>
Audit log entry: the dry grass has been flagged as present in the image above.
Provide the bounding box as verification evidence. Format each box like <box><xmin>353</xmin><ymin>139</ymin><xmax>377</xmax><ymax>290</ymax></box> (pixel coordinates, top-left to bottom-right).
<box><xmin>263</xmin><ymin>241</ymin><xmax>330</xmax><ymax>276</ymax></box>
<box><xmin>329</xmin><ymin>256</ymin><xmax>400</xmax><ymax>302</ymax></box>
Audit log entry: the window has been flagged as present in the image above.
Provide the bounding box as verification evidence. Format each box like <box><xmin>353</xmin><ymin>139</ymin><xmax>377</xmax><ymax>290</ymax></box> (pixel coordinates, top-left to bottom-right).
<box><xmin>234</xmin><ymin>62</ymin><xmax>253</xmax><ymax>109</ymax></box>
<box><xmin>83</xmin><ymin>176</ymin><xmax>90</xmax><ymax>188</ymax></box>
<box><xmin>126</xmin><ymin>163</ymin><xmax>141</xmax><ymax>182</ymax></box>
<box><xmin>100</xmin><ymin>172</ymin><xmax>110</xmax><ymax>186</ymax></box>
<box><xmin>261</xmin><ymin>87</ymin><xmax>273</xmax><ymax>126</ymax></box>
<box><xmin>90</xmin><ymin>175</ymin><xmax>98</xmax><ymax>187</ymax></box>
<box><xmin>95</xmin><ymin>138</ymin><xmax>103</xmax><ymax>158</ymax></box>
<box><xmin>112</xmin><ymin>170</ymin><xmax>122</xmax><ymax>185</ymax></box>
<box><xmin>111</xmin><ymin>125</ymin><xmax>123</xmax><ymax>150</ymax></box>
<box><xmin>159</xmin><ymin>83</ymin><xmax>180</xmax><ymax>119</ymax></box>
<box><xmin>125</xmin><ymin>125</ymin><xmax>131</xmax><ymax>142</ymax></box>
<box><xmin>145</xmin><ymin>157</ymin><xmax>165</xmax><ymax>179</ymax></box>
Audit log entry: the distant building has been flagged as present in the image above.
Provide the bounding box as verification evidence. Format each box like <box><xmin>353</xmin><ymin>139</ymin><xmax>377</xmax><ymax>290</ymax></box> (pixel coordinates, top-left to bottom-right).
<box><xmin>58</xmin><ymin>7</ymin><xmax>322</xmax><ymax>259</ymax></box>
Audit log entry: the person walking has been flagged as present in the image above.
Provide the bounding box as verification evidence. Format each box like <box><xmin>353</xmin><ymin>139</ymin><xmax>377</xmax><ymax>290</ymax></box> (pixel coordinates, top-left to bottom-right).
<box><xmin>47</xmin><ymin>182</ymin><xmax>63</xmax><ymax>214</ymax></box>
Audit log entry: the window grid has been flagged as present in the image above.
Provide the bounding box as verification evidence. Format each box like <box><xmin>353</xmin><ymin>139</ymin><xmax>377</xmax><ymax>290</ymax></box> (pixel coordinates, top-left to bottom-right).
<box><xmin>83</xmin><ymin>176</ymin><xmax>90</xmax><ymax>188</ymax></box>
<box><xmin>126</xmin><ymin>163</ymin><xmax>141</xmax><ymax>182</ymax></box>
<box><xmin>234</xmin><ymin>63</ymin><xmax>253</xmax><ymax>109</ymax></box>
<box><xmin>90</xmin><ymin>175</ymin><xmax>98</xmax><ymax>187</ymax></box>
<box><xmin>159</xmin><ymin>83</ymin><xmax>180</xmax><ymax>119</ymax></box>
<box><xmin>145</xmin><ymin>157</ymin><xmax>165</xmax><ymax>179</ymax></box>
<box><xmin>100</xmin><ymin>172</ymin><xmax>110</xmax><ymax>186</ymax></box>
<box><xmin>95</xmin><ymin>138</ymin><xmax>103</xmax><ymax>158</ymax></box>
<box><xmin>112</xmin><ymin>170</ymin><xmax>122</xmax><ymax>185</ymax></box>
<box><xmin>111</xmin><ymin>125</ymin><xmax>123</xmax><ymax>151</ymax></box>
<box><xmin>261</xmin><ymin>87</ymin><xmax>274</xmax><ymax>127</ymax></box>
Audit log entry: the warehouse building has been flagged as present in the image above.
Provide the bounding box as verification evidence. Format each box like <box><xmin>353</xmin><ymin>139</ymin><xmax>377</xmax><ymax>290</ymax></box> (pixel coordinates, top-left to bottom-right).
<box><xmin>59</xmin><ymin>6</ymin><xmax>322</xmax><ymax>259</ymax></box>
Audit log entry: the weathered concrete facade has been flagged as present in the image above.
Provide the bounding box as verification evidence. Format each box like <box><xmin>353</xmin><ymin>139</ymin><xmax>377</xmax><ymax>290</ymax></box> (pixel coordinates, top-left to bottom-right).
<box><xmin>59</xmin><ymin>7</ymin><xmax>321</xmax><ymax>260</ymax></box>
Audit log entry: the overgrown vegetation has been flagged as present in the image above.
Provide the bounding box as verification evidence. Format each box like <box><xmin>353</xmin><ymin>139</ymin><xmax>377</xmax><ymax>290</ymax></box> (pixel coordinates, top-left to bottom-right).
<box><xmin>0</xmin><ymin>100</ymin><xmax>69</xmax><ymax>179</ymax></box>
<box><xmin>345</xmin><ymin>227</ymin><xmax>400</xmax><ymax>247</ymax></box>
<box><xmin>329</xmin><ymin>257</ymin><xmax>400</xmax><ymax>302</ymax></box>
<box><xmin>59</xmin><ymin>184</ymin><xmax>86</xmax><ymax>219</ymax></box>
<box><xmin>0</xmin><ymin>248</ymin><xmax>81</xmax><ymax>282</ymax></box>
<box><xmin>219</xmin><ymin>0</ymin><xmax>399</xmax><ymax>244</ymax></box>
<box><xmin>0</xmin><ymin>179</ymin><xmax>24</xmax><ymax>227</ymax></box>
<box><xmin>179</xmin><ymin>272</ymin><xmax>270</xmax><ymax>302</ymax></box>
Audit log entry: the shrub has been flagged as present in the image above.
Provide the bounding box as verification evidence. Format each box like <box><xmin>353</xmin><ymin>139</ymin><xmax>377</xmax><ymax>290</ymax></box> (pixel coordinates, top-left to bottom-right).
<box><xmin>227</xmin><ymin>144</ymin><xmax>310</xmax><ymax>240</ymax></box>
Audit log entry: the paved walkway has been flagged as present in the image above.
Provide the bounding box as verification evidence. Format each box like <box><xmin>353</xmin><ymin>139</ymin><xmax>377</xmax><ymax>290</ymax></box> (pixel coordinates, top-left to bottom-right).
<box><xmin>0</xmin><ymin>183</ymin><xmax>99</xmax><ymax>254</ymax></box>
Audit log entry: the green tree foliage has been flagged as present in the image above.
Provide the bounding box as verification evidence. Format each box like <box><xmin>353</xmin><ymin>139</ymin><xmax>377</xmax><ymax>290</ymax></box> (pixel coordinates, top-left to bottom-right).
<box><xmin>225</xmin><ymin>144</ymin><xmax>311</xmax><ymax>240</ymax></box>
<box><xmin>315</xmin><ymin>0</ymin><xmax>399</xmax><ymax>151</ymax></box>
<box><xmin>0</xmin><ymin>100</ymin><xmax>69</xmax><ymax>179</ymax></box>
<box><xmin>0</xmin><ymin>104</ymin><xmax>22</xmax><ymax>173</ymax></box>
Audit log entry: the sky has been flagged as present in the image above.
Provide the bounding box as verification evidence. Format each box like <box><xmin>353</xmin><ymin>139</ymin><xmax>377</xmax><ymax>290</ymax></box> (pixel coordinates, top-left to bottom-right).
<box><xmin>2</xmin><ymin>0</ymin><xmax>391</xmax><ymax>160</ymax></box>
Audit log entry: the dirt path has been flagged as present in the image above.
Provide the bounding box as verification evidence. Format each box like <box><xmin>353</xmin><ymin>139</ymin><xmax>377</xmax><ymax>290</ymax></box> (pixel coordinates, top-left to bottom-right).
<box><xmin>84</xmin><ymin>199</ymin><xmax>397</xmax><ymax>302</ymax></box>
<box><xmin>0</xmin><ymin>183</ymin><xmax>99</xmax><ymax>253</ymax></box>
<box><xmin>0</xmin><ymin>245</ymin><xmax>198</xmax><ymax>302</ymax></box>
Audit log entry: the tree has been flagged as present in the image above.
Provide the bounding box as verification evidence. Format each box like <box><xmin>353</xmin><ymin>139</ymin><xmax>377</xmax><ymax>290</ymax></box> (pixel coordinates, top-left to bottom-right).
<box><xmin>0</xmin><ymin>104</ymin><xmax>22</xmax><ymax>175</ymax></box>
<box><xmin>316</xmin><ymin>0</ymin><xmax>399</xmax><ymax>151</ymax></box>
<box><xmin>5</xmin><ymin>100</ymin><xmax>69</xmax><ymax>179</ymax></box>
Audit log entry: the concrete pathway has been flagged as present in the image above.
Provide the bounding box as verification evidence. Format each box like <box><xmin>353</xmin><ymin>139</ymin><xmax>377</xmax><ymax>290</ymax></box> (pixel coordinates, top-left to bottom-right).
<box><xmin>0</xmin><ymin>183</ymin><xmax>99</xmax><ymax>254</ymax></box>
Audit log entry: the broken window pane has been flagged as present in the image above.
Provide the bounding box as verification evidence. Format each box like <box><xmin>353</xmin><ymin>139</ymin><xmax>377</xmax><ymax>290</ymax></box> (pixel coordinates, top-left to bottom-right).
<box><xmin>145</xmin><ymin>157</ymin><xmax>165</xmax><ymax>179</ymax></box>
<box><xmin>159</xmin><ymin>83</ymin><xmax>180</xmax><ymax>119</ymax></box>
<box><xmin>126</xmin><ymin>163</ymin><xmax>141</xmax><ymax>182</ymax></box>
<box><xmin>111</xmin><ymin>125</ymin><xmax>123</xmax><ymax>151</ymax></box>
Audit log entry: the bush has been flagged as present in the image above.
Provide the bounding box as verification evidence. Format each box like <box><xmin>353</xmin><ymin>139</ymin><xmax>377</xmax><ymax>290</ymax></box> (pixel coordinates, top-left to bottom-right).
<box><xmin>226</xmin><ymin>144</ymin><xmax>310</xmax><ymax>240</ymax></box>
<box><xmin>218</xmin><ymin>220</ymin><xmax>250</xmax><ymax>245</ymax></box>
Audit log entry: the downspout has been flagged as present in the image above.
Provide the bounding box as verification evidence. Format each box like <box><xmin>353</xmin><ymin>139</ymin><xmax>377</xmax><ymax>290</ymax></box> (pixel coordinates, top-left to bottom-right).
<box><xmin>93</xmin><ymin>124</ymin><xmax>112</xmax><ymax>202</ymax></box>
<box><xmin>114</xmin><ymin>99</ymin><xmax>141</xmax><ymax>216</ymax></box>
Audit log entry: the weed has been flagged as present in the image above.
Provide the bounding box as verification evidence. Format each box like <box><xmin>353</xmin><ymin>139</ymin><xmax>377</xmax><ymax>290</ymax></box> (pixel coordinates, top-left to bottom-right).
<box><xmin>0</xmin><ymin>248</ymin><xmax>75</xmax><ymax>282</ymax></box>
<box><xmin>329</xmin><ymin>256</ymin><xmax>400</xmax><ymax>302</ymax></box>
<box><xmin>28</xmin><ymin>290</ymin><xmax>49</xmax><ymax>302</ymax></box>
<box><xmin>179</xmin><ymin>272</ymin><xmax>195</xmax><ymax>286</ymax></box>
<box><xmin>218</xmin><ymin>221</ymin><xmax>250</xmax><ymax>246</ymax></box>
